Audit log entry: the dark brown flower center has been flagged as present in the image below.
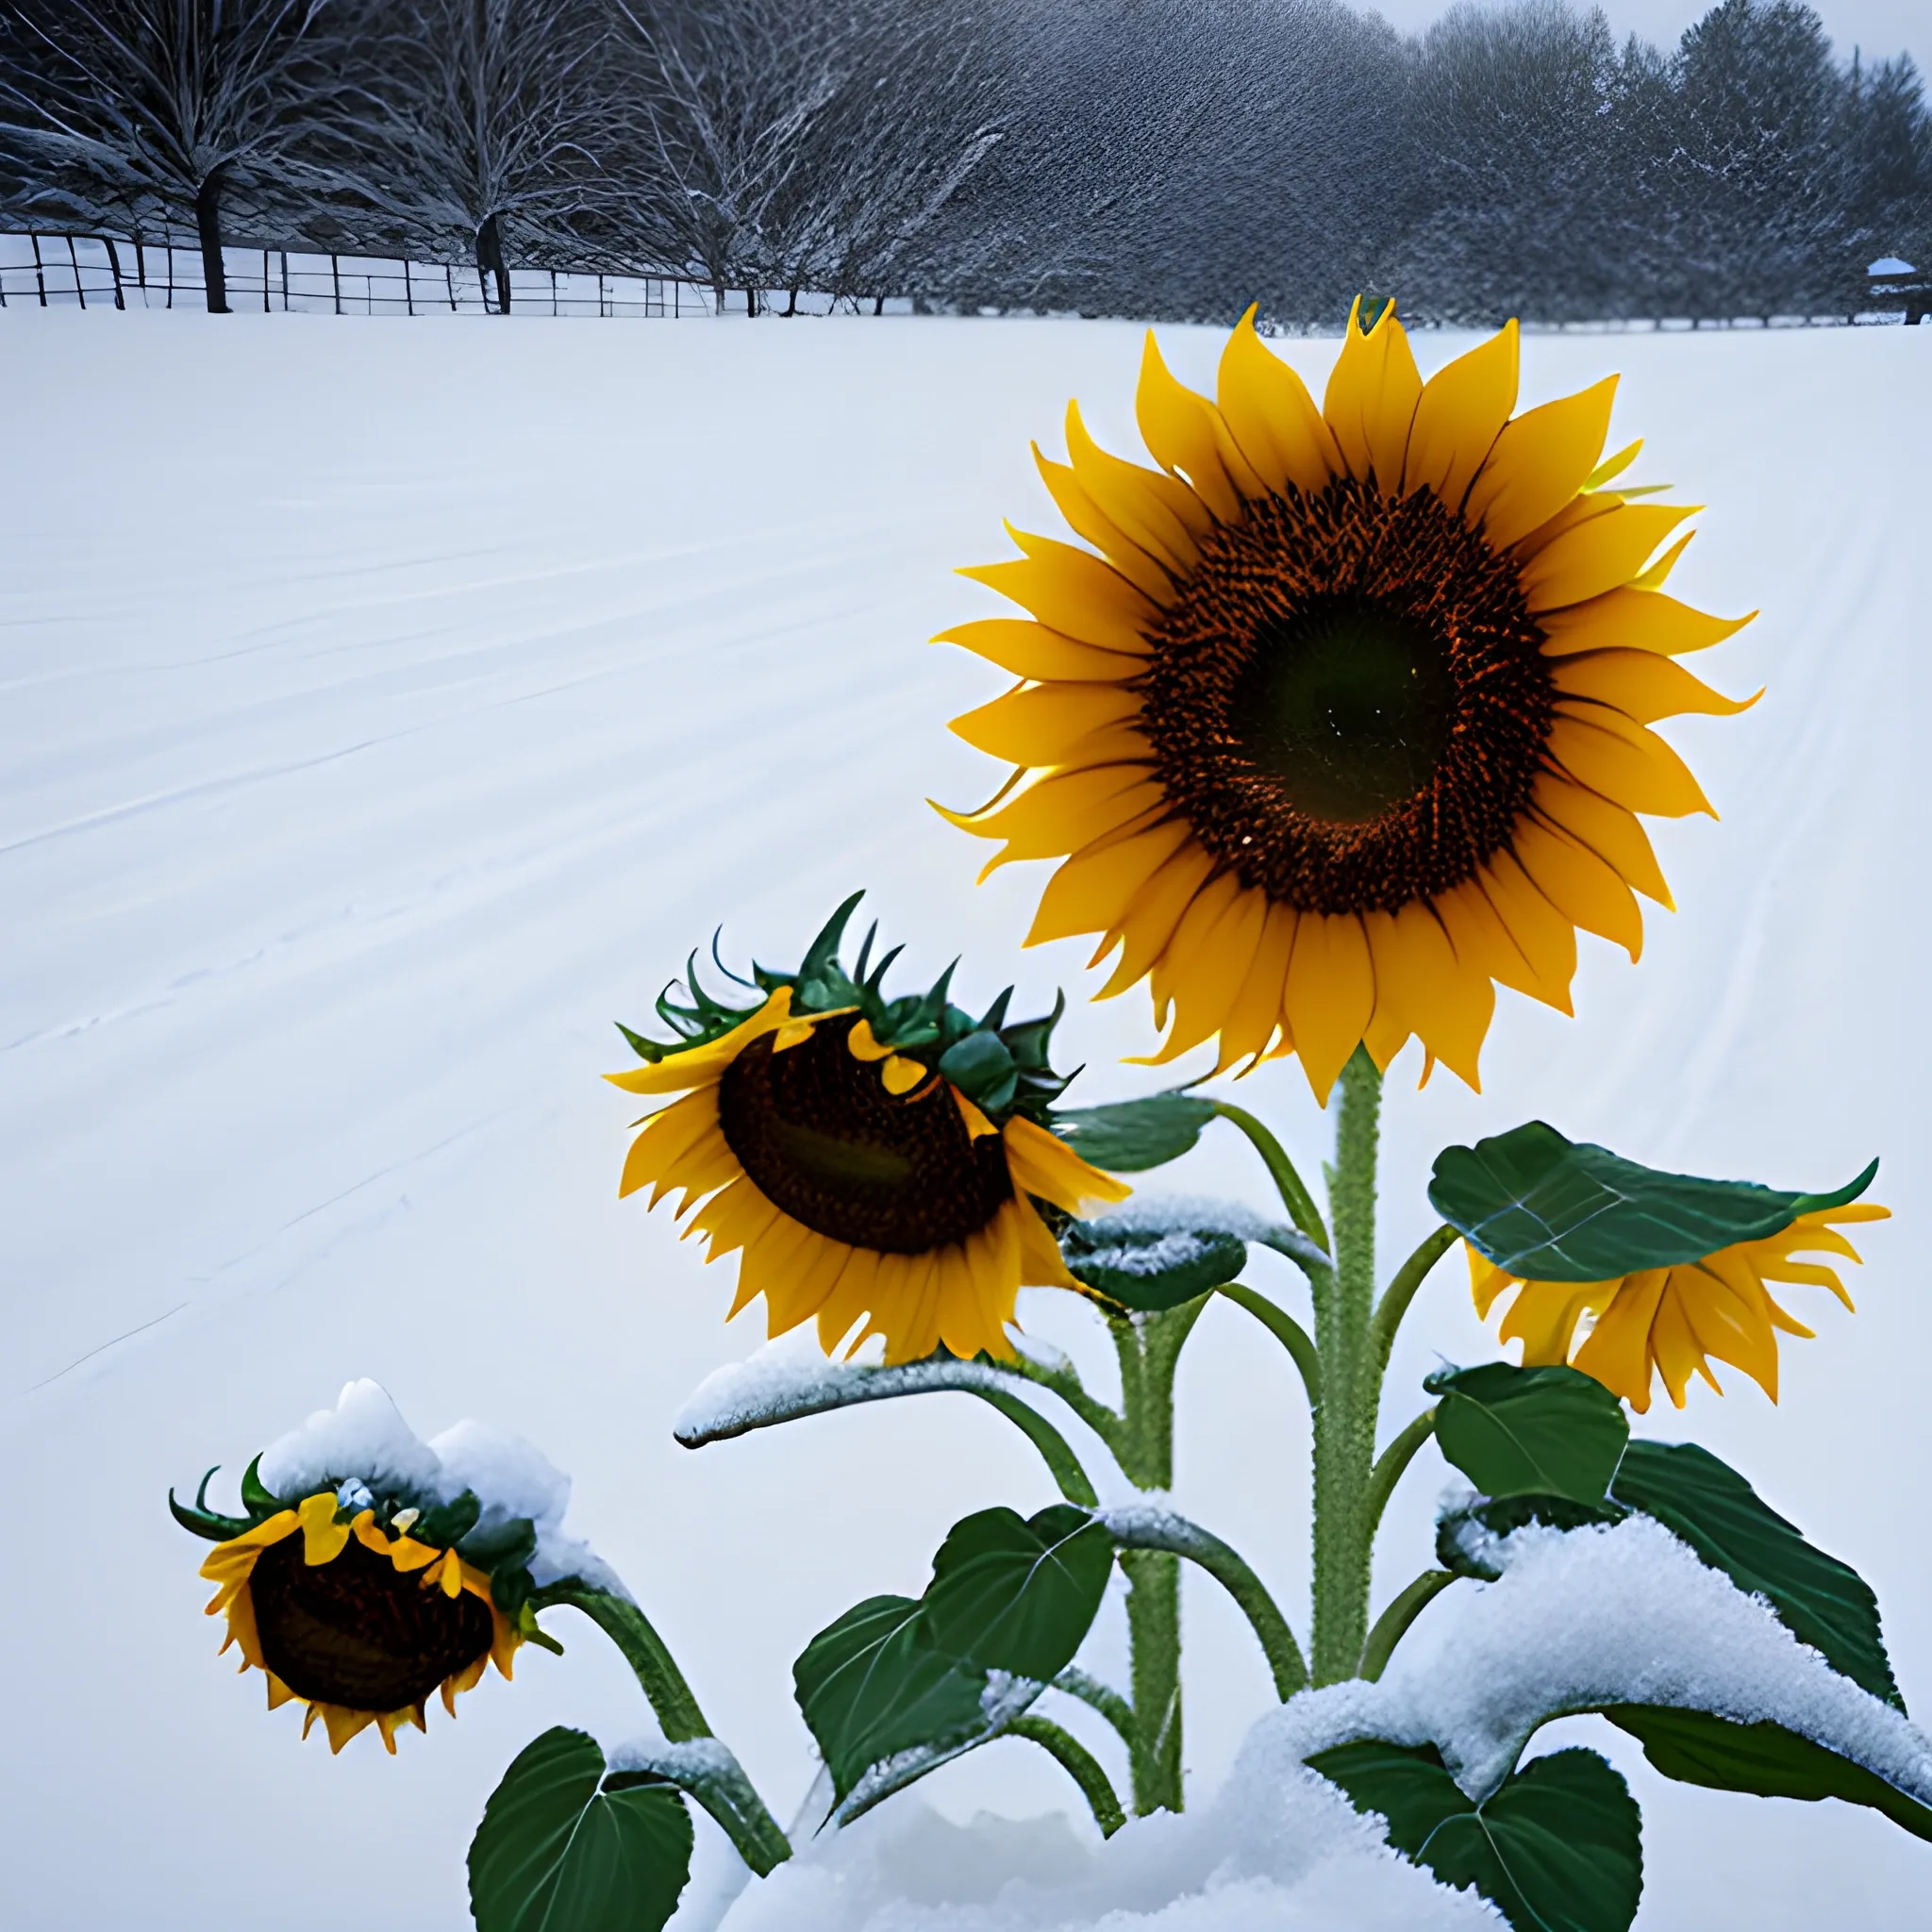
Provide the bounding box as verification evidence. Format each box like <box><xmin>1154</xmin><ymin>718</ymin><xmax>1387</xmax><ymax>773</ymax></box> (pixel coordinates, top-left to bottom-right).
<box><xmin>717</xmin><ymin>1017</ymin><xmax>1013</xmax><ymax>1252</ymax></box>
<box><xmin>1139</xmin><ymin>478</ymin><xmax>1554</xmax><ymax>914</ymax></box>
<box><xmin>250</xmin><ymin>1530</ymin><xmax>494</xmax><ymax>1712</ymax></box>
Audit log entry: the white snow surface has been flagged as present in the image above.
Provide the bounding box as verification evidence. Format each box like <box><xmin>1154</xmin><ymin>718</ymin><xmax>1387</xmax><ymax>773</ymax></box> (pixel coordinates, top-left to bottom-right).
<box><xmin>5</xmin><ymin>311</ymin><xmax>1931</xmax><ymax>1929</ymax></box>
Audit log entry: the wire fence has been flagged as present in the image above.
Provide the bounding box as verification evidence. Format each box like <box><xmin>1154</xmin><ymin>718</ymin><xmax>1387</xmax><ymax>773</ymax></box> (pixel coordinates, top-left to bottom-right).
<box><xmin>0</xmin><ymin>232</ymin><xmax>718</xmax><ymax>317</ymax></box>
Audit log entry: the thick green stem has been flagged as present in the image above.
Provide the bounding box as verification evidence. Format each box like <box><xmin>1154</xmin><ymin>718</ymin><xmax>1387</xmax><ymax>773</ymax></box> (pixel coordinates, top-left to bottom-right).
<box><xmin>1213</xmin><ymin>1102</ymin><xmax>1331</xmax><ymax>1253</ymax></box>
<box><xmin>1121</xmin><ymin>1546</ymin><xmax>1183</xmax><ymax>1814</ymax></box>
<box><xmin>1358</xmin><ymin>1569</ymin><xmax>1458</xmax><ymax>1681</ymax></box>
<box><xmin>1005</xmin><ymin>1715</ymin><xmax>1127</xmax><ymax>1836</ymax></box>
<box><xmin>1006</xmin><ymin>1352</ymin><xmax>1128</xmax><ymax>1460</ymax></box>
<box><xmin>1363</xmin><ymin>1406</ymin><xmax>1437</xmax><ymax>1549</ymax></box>
<box><xmin>532</xmin><ymin>1579</ymin><xmax>711</xmax><ymax>1741</ymax></box>
<box><xmin>1054</xmin><ymin>1668</ymin><xmax>1137</xmax><ymax>1750</ymax></box>
<box><xmin>1217</xmin><ymin>1283</ymin><xmax>1322</xmax><ymax>1409</ymax></box>
<box><xmin>965</xmin><ymin>1387</ymin><xmax>1099</xmax><ymax>1507</ymax></box>
<box><xmin>1310</xmin><ymin>1046</ymin><xmax>1382</xmax><ymax>1684</ymax></box>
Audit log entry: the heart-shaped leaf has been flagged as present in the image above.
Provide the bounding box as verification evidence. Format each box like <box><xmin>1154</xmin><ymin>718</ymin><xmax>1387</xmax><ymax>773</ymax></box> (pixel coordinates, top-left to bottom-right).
<box><xmin>791</xmin><ymin>1594</ymin><xmax>989</xmax><ymax>1806</ymax></box>
<box><xmin>1436</xmin><ymin>1491</ymin><xmax>1626</xmax><ymax>1580</ymax></box>
<box><xmin>1060</xmin><ymin>1220</ymin><xmax>1247</xmax><ymax>1312</ymax></box>
<box><xmin>924</xmin><ymin>1505</ymin><xmax>1115</xmax><ymax>1680</ymax></box>
<box><xmin>469</xmin><ymin>1727</ymin><xmax>693</xmax><ymax>1932</ymax></box>
<box><xmin>1050</xmin><ymin>1091</ymin><xmax>1218</xmax><ymax>1172</ymax></box>
<box><xmin>1429</xmin><ymin>1122</ymin><xmax>1876</xmax><ymax>1283</ymax></box>
<box><xmin>1308</xmin><ymin>1739</ymin><xmax>1642</xmax><ymax>1932</ymax></box>
<box><xmin>1611</xmin><ymin>1441</ymin><xmax>1900</xmax><ymax>1707</ymax></box>
<box><xmin>1603</xmin><ymin>1706</ymin><xmax>1932</xmax><ymax>1841</ymax></box>
<box><xmin>1427</xmin><ymin>1361</ymin><xmax>1629</xmax><ymax>1504</ymax></box>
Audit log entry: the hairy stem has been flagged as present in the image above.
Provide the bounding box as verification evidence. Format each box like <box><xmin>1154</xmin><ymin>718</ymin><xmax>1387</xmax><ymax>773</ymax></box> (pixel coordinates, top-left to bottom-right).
<box><xmin>1213</xmin><ymin>1101</ymin><xmax>1331</xmax><ymax>1254</ymax></box>
<box><xmin>531</xmin><ymin>1579</ymin><xmax>711</xmax><ymax>1741</ymax></box>
<box><xmin>1310</xmin><ymin>1046</ymin><xmax>1382</xmax><ymax>1684</ymax></box>
<box><xmin>1053</xmin><ymin>1668</ymin><xmax>1137</xmax><ymax>1750</ymax></box>
<box><xmin>1217</xmin><ymin>1283</ymin><xmax>1322</xmax><ymax>1410</ymax></box>
<box><xmin>1358</xmin><ymin>1570</ymin><xmax>1459</xmax><ymax>1681</ymax></box>
<box><xmin>965</xmin><ymin>1387</ymin><xmax>1099</xmax><ymax>1507</ymax></box>
<box><xmin>1121</xmin><ymin>1546</ymin><xmax>1183</xmax><ymax>1815</ymax></box>
<box><xmin>1005</xmin><ymin>1352</ymin><xmax>1128</xmax><ymax>1460</ymax></box>
<box><xmin>1364</xmin><ymin>1406</ymin><xmax>1438</xmax><ymax>1551</ymax></box>
<box><xmin>1005</xmin><ymin>1715</ymin><xmax>1127</xmax><ymax>1836</ymax></box>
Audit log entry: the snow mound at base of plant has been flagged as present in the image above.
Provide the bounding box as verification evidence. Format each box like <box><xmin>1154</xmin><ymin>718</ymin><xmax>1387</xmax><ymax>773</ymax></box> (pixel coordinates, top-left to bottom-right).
<box><xmin>712</xmin><ymin>1759</ymin><xmax>1501</xmax><ymax>1930</ymax></box>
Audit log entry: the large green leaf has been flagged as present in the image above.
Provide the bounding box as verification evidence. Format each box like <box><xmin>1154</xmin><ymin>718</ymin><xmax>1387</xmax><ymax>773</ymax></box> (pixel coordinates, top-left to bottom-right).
<box><xmin>1428</xmin><ymin>1361</ymin><xmax>1629</xmax><ymax>1504</ymax></box>
<box><xmin>1307</xmin><ymin>1740</ymin><xmax>1642</xmax><ymax>1932</ymax></box>
<box><xmin>923</xmin><ymin>1505</ymin><xmax>1115</xmax><ymax>1680</ymax></box>
<box><xmin>1050</xmin><ymin>1091</ymin><xmax>1218</xmax><ymax>1172</ymax></box>
<box><xmin>1603</xmin><ymin>1706</ymin><xmax>1932</xmax><ymax>1841</ymax></box>
<box><xmin>1611</xmin><ymin>1441</ymin><xmax>1901</xmax><ymax>1708</ymax></box>
<box><xmin>468</xmin><ymin>1728</ymin><xmax>693</xmax><ymax>1932</ymax></box>
<box><xmin>1059</xmin><ymin>1219</ymin><xmax>1247</xmax><ymax>1312</ymax></box>
<box><xmin>791</xmin><ymin>1594</ymin><xmax>990</xmax><ymax>1805</ymax></box>
<box><xmin>1436</xmin><ymin>1491</ymin><xmax>1626</xmax><ymax>1580</ymax></box>
<box><xmin>1428</xmin><ymin>1122</ymin><xmax>1876</xmax><ymax>1282</ymax></box>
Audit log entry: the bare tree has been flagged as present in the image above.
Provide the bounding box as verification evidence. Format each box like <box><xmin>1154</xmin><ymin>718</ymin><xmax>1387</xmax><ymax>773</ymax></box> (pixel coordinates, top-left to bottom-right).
<box><xmin>325</xmin><ymin>0</ymin><xmax>607</xmax><ymax>312</ymax></box>
<box><xmin>0</xmin><ymin>0</ymin><xmax>333</xmax><ymax>310</ymax></box>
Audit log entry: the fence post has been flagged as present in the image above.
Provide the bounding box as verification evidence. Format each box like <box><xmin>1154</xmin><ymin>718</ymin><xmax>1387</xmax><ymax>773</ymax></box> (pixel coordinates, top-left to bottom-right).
<box><xmin>445</xmin><ymin>263</ymin><xmax>457</xmax><ymax>311</ymax></box>
<box><xmin>31</xmin><ymin>233</ymin><xmax>47</xmax><ymax>306</ymax></box>
<box><xmin>331</xmin><ymin>253</ymin><xmax>341</xmax><ymax>315</ymax></box>
<box><xmin>280</xmin><ymin>250</ymin><xmax>289</xmax><ymax>310</ymax></box>
<box><xmin>66</xmin><ymin>234</ymin><xmax>87</xmax><ymax>308</ymax></box>
<box><xmin>551</xmin><ymin>268</ymin><xmax>558</xmax><ymax>316</ymax></box>
<box><xmin>104</xmin><ymin>236</ymin><xmax>125</xmax><ymax>309</ymax></box>
<box><xmin>404</xmin><ymin>256</ymin><xmax>414</xmax><ymax>316</ymax></box>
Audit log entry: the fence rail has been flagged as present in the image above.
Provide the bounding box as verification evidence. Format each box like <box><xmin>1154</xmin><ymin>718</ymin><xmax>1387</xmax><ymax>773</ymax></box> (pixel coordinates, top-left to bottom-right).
<box><xmin>0</xmin><ymin>232</ymin><xmax>716</xmax><ymax>317</ymax></box>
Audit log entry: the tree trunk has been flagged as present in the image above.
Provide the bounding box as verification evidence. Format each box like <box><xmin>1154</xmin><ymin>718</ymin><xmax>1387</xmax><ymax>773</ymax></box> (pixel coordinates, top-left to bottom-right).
<box><xmin>195</xmin><ymin>173</ymin><xmax>228</xmax><ymax>313</ymax></box>
<box><xmin>784</xmin><ymin>286</ymin><xmax>799</xmax><ymax>316</ymax></box>
<box><xmin>744</xmin><ymin>286</ymin><xmax>758</xmax><ymax>317</ymax></box>
<box><xmin>477</xmin><ymin>212</ymin><xmax>510</xmax><ymax>315</ymax></box>
<box><xmin>873</xmin><ymin>293</ymin><xmax>885</xmax><ymax>315</ymax></box>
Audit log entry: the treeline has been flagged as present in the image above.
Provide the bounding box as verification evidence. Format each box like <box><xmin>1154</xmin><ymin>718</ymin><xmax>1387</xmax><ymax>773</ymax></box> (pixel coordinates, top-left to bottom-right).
<box><xmin>0</xmin><ymin>0</ymin><xmax>1924</xmax><ymax>325</ymax></box>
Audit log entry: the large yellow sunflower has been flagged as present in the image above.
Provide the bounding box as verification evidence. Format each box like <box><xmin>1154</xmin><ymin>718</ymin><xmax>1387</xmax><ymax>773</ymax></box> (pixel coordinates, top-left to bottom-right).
<box><xmin>194</xmin><ymin>1491</ymin><xmax>520</xmax><ymax>1753</ymax></box>
<box><xmin>608</xmin><ymin>898</ymin><xmax>1127</xmax><ymax>1364</ymax></box>
<box><xmin>940</xmin><ymin>299</ymin><xmax>1754</xmax><ymax>1100</ymax></box>
<box><xmin>1469</xmin><ymin>1202</ymin><xmax>1890</xmax><ymax>1413</ymax></box>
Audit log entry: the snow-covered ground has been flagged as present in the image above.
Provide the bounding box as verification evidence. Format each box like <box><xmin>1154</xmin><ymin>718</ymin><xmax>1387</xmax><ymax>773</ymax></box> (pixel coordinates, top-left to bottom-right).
<box><xmin>2</xmin><ymin>307</ymin><xmax>1927</xmax><ymax>1928</ymax></box>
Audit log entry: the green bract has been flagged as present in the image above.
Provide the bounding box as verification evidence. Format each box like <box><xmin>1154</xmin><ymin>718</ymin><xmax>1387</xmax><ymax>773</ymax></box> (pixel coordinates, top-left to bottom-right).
<box><xmin>1428</xmin><ymin>1120</ymin><xmax>1878</xmax><ymax>1281</ymax></box>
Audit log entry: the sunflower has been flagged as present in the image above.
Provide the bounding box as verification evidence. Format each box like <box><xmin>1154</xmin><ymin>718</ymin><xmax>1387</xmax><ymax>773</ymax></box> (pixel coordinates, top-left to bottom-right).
<box><xmin>608</xmin><ymin>894</ymin><xmax>1128</xmax><ymax>1364</ymax></box>
<box><xmin>939</xmin><ymin>298</ymin><xmax>1755</xmax><ymax>1100</ymax></box>
<box><xmin>1468</xmin><ymin>1202</ymin><xmax>1890</xmax><ymax>1413</ymax></box>
<box><xmin>174</xmin><ymin>1471</ymin><xmax>521</xmax><ymax>1754</ymax></box>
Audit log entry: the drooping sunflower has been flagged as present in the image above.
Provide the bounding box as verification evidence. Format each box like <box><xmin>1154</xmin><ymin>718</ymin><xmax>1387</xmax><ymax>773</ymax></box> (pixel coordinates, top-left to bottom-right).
<box><xmin>940</xmin><ymin>299</ymin><xmax>1755</xmax><ymax>1099</ymax></box>
<box><xmin>1469</xmin><ymin>1201</ymin><xmax>1890</xmax><ymax>1413</ymax></box>
<box><xmin>173</xmin><ymin>1466</ymin><xmax>522</xmax><ymax>1754</ymax></box>
<box><xmin>608</xmin><ymin>894</ymin><xmax>1129</xmax><ymax>1364</ymax></box>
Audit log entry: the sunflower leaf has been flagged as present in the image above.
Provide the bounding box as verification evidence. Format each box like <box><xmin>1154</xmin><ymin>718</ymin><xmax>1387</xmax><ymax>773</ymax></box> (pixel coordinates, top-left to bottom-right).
<box><xmin>1307</xmin><ymin>1740</ymin><xmax>1642</xmax><ymax>1932</ymax></box>
<box><xmin>1051</xmin><ymin>1091</ymin><xmax>1218</xmax><ymax>1172</ymax></box>
<box><xmin>1610</xmin><ymin>1441</ymin><xmax>1902</xmax><ymax>1708</ymax></box>
<box><xmin>1426</xmin><ymin>1361</ymin><xmax>1629</xmax><ymax>1504</ymax></box>
<box><xmin>468</xmin><ymin>1727</ymin><xmax>692</xmax><ymax>1932</ymax></box>
<box><xmin>413</xmin><ymin>1489</ymin><xmax>482</xmax><ymax>1547</ymax></box>
<box><xmin>791</xmin><ymin>1593</ymin><xmax>995</xmax><ymax>1809</ymax></box>
<box><xmin>1427</xmin><ymin>1121</ymin><xmax>1878</xmax><ymax>1283</ymax></box>
<box><xmin>1601</xmin><ymin>1706</ymin><xmax>1932</xmax><ymax>1840</ymax></box>
<box><xmin>1435</xmin><ymin>1491</ymin><xmax>1627</xmax><ymax>1580</ymax></box>
<box><xmin>1060</xmin><ymin>1220</ymin><xmax>1247</xmax><ymax>1312</ymax></box>
<box><xmin>924</xmin><ymin>1506</ymin><xmax>1114</xmax><ymax>1680</ymax></box>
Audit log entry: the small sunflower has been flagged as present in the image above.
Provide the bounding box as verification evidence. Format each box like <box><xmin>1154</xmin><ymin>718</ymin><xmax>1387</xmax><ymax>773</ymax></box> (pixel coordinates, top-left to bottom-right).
<box><xmin>608</xmin><ymin>894</ymin><xmax>1128</xmax><ymax>1364</ymax></box>
<box><xmin>173</xmin><ymin>1465</ymin><xmax>522</xmax><ymax>1754</ymax></box>
<box><xmin>940</xmin><ymin>298</ymin><xmax>1755</xmax><ymax>1099</ymax></box>
<box><xmin>1469</xmin><ymin>1202</ymin><xmax>1890</xmax><ymax>1413</ymax></box>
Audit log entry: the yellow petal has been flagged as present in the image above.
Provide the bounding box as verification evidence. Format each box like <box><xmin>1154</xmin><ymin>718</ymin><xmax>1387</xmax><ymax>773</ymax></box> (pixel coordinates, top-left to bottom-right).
<box><xmin>1517</xmin><ymin>502</ymin><xmax>1700</xmax><ymax>611</ymax></box>
<box><xmin>952</xmin><ymin>1085</ymin><xmax>999</xmax><ymax>1140</ymax></box>
<box><xmin>944</xmin><ymin>766</ymin><xmax>1162</xmax><ymax>874</ymax></box>
<box><xmin>1530</xmin><ymin>772</ymin><xmax>1673</xmax><ymax>908</ymax></box>
<box><xmin>1476</xmin><ymin>852</ymin><xmax>1577</xmax><ymax>1011</ymax></box>
<box><xmin>1026</xmin><ymin>818</ymin><xmax>1194</xmax><ymax>946</ymax></box>
<box><xmin>1140</xmin><ymin>878</ymin><xmax>1266</xmax><ymax>1063</ymax></box>
<box><xmin>1433</xmin><ymin>878</ymin><xmax>1545</xmax><ymax>1005</ymax></box>
<box><xmin>1537</xmin><ymin>586</ymin><xmax>1754</xmax><ymax>659</ymax></box>
<box><xmin>605</xmin><ymin>990</ymin><xmax>793</xmax><ymax>1095</ymax></box>
<box><xmin>1091</xmin><ymin>843</ymin><xmax>1218</xmax><ymax>996</ymax></box>
<box><xmin>1003</xmin><ymin>1113</ymin><xmax>1131</xmax><ymax>1214</ymax></box>
<box><xmin>1511</xmin><ymin>818</ymin><xmax>1644</xmax><ymax>960</ymax></box>
<box><xmin>935</xmin><ymin>616</ymin><xmax>1145</xmax><ymax>684</ymax></box>
<box><xmin>1216</xmin><ymin>898</ymin><xmax>1299</xmax><ymax>1071</ymax></box>
<box><xmin>1404</xmin><ymin>320</ymin><xmax>1518</xmax><ymax>508</ymax></box>
<box><xmin>816</xmin><ymin>1245</ymin><xmax>883</xmax><ymax>1357</ymax></box>
<box><xmin>1136</xmin><ymin>332</ymin><xmax>1260</xmax><ymax>522</ymax></box>
<box><xmin>960</xmin><ymin>529</ymin><xmax>1159</xmax><ymax>657</ymax></box>
<box><xmin>1572</xmin><ymin>1269</ymin><xmax>1670</xmax><ymax>1411</ymax></box>
<box><xmin>1550</xmin><ymin>649</ymin><xmax>1755</xmax><ymax>724</ymax></box>
<box><xmin>1013</xmin><ymin>1191</ymin><xmax>1082</xmax><ymax>1290</ymax></box>
<box><xmin>1465</xmin><ymin>376</ymin><xmax>1619</xmax><ymax>551</ymax></box>
<box><xmin>1584</xmin><ymin>439</ymin><xmax>1642</xmax><ymax>489</ymax></box>
<box><xmin>950</xmin><ymin>680</ymin><xmax>1145</xmax><ymax>768</ymax></box>
<box><xmin>1065</xmin><ymin>399</ymin><xmax>1211</xmax><ymax>558</ymax></box>
<box><xmin>1283</xmin><ymin>911</ymin><xmax>1374</xmax><ymax>1104</ymax></box>
<box><xmin>298</xmin><ymin>1492</ymin><xmax>350</xmax><ymax>1568</ymax></box>
<box><xmin>1323</xmin><ymin>297</ymin><xmax>1422</xmax><ymax>488</ymax></box>
<box><xmin>847</xmin><ymin>1017</ymin><xmax>891</xmax><ymax>1060</ymax></box>
<box><xmin>1365</xmin><ymin>901</ymin><xmax>1491</xmax><ymax>1090</ymax></box>
<box><xmin>1546</xmin><ymin>709</ymin><xmax>1715</xmax><ymax>818</ymax></box>
<box><xmin>1144</xmin><ymin>865</ymin><xmax>1243</xmax><ymax>1029</ymax></box>
<box><xmin>1215</xmin><ymin>306</ymin><xmax>1340</xmax><ymax>496</ymax></box>
<box><xmin>1467</xmin><ymin>1241</ymin><xmax>1516</xmax><ymax>1319</ymax></box>
<box><xmin>1034</xmin><ymin>445</ymin><xmax>1177</xmax><ymax>604</ymax></box>
<box><xmin>881</xmin><ymin>1055</ymin><xmax>926</xmax><ymax>1095</ymax></box>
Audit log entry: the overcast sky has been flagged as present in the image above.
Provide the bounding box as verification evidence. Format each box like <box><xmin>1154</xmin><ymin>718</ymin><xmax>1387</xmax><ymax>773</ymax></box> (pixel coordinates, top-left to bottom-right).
<box><xmin>1370</xmin><ymin>0</ymin><xmax>1924</xmax><ymax>60</ymax></box>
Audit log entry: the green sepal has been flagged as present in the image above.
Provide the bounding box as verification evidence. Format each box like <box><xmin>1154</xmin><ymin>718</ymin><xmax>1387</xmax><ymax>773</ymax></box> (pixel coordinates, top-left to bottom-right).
<box><xmin>1426</xmin><ymin>1361</ymin><xmax>1629</xmax><ymax>1504</ymax></box>
<box><xmin>413</xmin><ymin>1490</ymin><xmax>483</xmax><ymax>1548</ymax></box>
<box><xmin>1060</xmin><ymin>1219</ymin><xmax>1246</xmax><ymax>1313</ymax></box>
<box><xmin>1428</xmin><ymin>1121</ymin><xmax>1878</xmax><ymax>1282</ymax></box>
<box><xmin>168</xmin><ymin>1467</ymin><xmax>253</xmax><ymax>1542</ymax></box>
<box><xmin>938</xmin><ymin>1029</ymin><xmax>1019</xmax><ymax>1115</ymax></box>
<box><xmin>1049</xmin><ymin>1090</ymin><xmax>1218</xmax><ymax>1172</ymax></box>
<box><xmin>1610</xmin><ymin>1441</ymin><xmax>1901</xmax><ymax>1709</ymax></box>
<box><xmin>517</xmin><ymin>1601</ymin><xmax>566</xmax><ymax>1657</ymax></box>
<box><xmin>1603</xmin><ymin>1706</ymin><xmax>1932</xmax><ymax>1841</ymax></box>
<box><xmin>468</xmin><ymin>1727</ymin><xmax>692</xmax><ymax>1932</ymax></box>
<box><xmin>240</xmin><ymin>1454</ymin><xmax>282</xmax><ymax>1517</ymax></box>
<box><xmin>457</xmin><ymin>1517</ymin><xmax>540</xmax><ymax>1616</ymax></box>
<box><xmin>1308</xmin><ymin>1739</ymin><xmax>1642</xmax><ymax>1932</ymax></box>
